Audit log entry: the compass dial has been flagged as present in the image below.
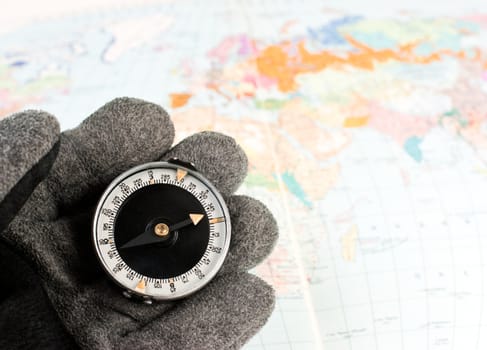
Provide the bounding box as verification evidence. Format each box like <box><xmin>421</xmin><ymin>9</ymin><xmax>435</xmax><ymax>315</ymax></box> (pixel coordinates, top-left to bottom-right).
<box><xmin>92</xmin><ymin>160</ymin><xmax>231</xmax><ymax>301</ymax></box>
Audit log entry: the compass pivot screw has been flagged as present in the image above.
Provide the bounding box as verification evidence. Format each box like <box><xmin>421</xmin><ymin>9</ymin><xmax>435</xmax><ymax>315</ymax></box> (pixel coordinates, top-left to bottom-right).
<box><xmin>154</xmin><ymin>223</ymin><xmax>170</xmax><ymax>237</ymax></box>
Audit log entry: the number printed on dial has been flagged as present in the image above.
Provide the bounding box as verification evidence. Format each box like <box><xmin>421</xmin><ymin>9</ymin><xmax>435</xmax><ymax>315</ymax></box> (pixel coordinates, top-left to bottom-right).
<box><xmin>93</xmin><ymin>162</ymin><xmax>231</xmax><ymax>300</ymax></box>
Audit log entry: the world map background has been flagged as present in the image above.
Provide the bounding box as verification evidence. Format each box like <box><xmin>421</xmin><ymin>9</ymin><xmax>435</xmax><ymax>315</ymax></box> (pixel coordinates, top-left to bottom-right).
<box><xmin>2</xmin><ymin>1</ymin><xmax>487</xmax><ymax>349</ymax></box>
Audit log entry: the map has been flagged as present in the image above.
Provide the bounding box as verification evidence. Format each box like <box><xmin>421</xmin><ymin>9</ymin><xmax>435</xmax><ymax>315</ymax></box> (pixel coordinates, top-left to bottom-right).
<box><xmin>2</xmin><ymin>1</ymin><xmax>487</xmax><ymax>349</ymax></box>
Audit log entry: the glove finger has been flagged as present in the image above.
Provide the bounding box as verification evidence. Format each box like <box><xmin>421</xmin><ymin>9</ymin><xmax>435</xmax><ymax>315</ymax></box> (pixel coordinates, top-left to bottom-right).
<box><xmin>161</xmin><ymin>131</ymin><xmax>248</xmax><ymax>197</ymax></box>
<box><xmin>117</xmin><ymin>272</ymin><xmax>275</xmax><ymax>350</ymax></box>
<box><xmin>0</xmin><ymin>111</ymin><xmax>59</xmax><ymax>232</ymax></box>
<box><xmin>29</xmin><ymin>97</ymin><xmax>175</xmax><ymax>219</ymax></box>
<box><xmin>220</xmin><ymin>195</ymin><xmax>278</xmax><ymax>274</ymax></box>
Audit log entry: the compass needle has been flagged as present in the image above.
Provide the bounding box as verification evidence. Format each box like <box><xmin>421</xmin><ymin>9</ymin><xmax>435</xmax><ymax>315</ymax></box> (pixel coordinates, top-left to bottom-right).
<box><xmin>120</xmin><ymin>229</ymin><xmax>159</xmax><ymax>249</ymax></box>
<box><xmin>93</xmin><ymin>161</ymin><xmax>231</xmax><ymax>300</ymax></box>
<box><xmin>189</xmin><ymin>213</ymin><xmax>204</xmax><ymax>225</ymax></box>
<box><xmin>168</xmin><ymin>213</ymin><xmax>205</xmax><ymax>232</ymax></box>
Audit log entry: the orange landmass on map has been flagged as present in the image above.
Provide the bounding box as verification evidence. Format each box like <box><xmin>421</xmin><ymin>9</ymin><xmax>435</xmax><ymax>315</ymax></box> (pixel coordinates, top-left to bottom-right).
<box><xmin>170</xmin><ymin>93</ymin><xmax>192</xmax><ymax>108</ymax></box>
<box><xmin>255</xmin><ymin>36</ymin><xmax>473</xmax><ymax>92</ymax></box>
<box><xmin>343</xmin><ymin>115</ymin><xmax>369</xmax><ymax>127</ymax></box>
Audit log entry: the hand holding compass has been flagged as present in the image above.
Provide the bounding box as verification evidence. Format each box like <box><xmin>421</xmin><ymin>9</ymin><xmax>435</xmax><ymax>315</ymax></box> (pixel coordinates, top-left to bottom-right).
<box><xmin>94</xmin><ymin>158</ymin><xmax>232</xmax><ymax>300</ymax></box>
<box><xmin>0</xmin><ymin>98</ymin><xmax>279</xmax><ymax>349</ymax></box>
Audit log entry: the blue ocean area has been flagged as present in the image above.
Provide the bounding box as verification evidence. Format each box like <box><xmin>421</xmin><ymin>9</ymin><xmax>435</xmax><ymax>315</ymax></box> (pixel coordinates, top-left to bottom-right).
<box><xmin>349</xmin><ymin>31</ymin><xmax>395</xmax><ymax>49</ymax></box>
<box><xmin>307</xmin><ymin>16</ymin><xmax>363</xmax><ymax>46</ymax></box>
<box><xmin>280</xmin><ymin>172</ymin><xmax>313</xmax><ymax>208</ymax></box>
<box><xmin>404</xmin><ymin>136</ymin><xmax>423</xmax><ymax>162</ymax></box>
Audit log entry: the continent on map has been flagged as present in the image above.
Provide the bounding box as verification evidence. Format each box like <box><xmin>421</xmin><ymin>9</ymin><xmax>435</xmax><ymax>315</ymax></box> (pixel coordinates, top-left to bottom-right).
<box><xmin>192</xmin><ymin>16</ymin><xmax>487</xmax><ymax>165</ymax></box>
<box><xmin>0</xmin><ymin>60</ymin><xmax>68</xmax><ymax>116</ymax></box>
<box><xmin>103</xmin><ymin>14</ymin><xmax>173</xmax><ymax>62</ymax></box>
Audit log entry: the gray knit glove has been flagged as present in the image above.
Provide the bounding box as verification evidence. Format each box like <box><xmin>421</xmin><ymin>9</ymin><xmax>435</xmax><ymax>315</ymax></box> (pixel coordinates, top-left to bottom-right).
<box><xmin>0</xmin><ymin>110</ymin><xmax>77</xmax><ymax>349</ymax></box>
<box><xmin>1</xmin><ymin>98</ymin><xmax>278</xmax><ymax>349</ymax></box>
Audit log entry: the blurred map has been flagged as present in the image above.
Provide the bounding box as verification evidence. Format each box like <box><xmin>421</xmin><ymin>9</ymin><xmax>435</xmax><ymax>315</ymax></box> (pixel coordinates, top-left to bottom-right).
<box><xmin>2</xmin><ymin>1</ymin><xmax>487</xmax><ymax>349</ymax></box>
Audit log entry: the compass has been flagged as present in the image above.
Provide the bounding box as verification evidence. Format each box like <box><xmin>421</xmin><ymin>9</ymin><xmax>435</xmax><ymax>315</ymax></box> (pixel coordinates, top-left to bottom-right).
<box><xmin>92</xmin><ymin>159</ymin><xmax>231</xmax><ymax>303</ymax></box>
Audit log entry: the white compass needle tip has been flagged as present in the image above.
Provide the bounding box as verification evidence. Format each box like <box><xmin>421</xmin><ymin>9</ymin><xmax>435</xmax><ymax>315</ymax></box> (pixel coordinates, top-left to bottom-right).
<box><xmin>189</xmin><ymin>213</ymin><xmax>205</xmax><ymax>225</ymax></box>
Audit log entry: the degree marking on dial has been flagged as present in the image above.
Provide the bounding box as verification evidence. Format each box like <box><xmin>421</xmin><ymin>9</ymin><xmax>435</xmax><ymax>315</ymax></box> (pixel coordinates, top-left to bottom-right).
<box><xmin>176</xmin><ymin>168</ymin><xmax>188</xmax><ymax>182</ymax></box>
<box><xmin>209</xmin><ymin>217</ymin><xmax>225</xmax><ymax>224</ymax></box>
<box><xmin>149</xmin><ymin>178</ymin><xmax>155</xmax><ymax>185</ymax></box>
<box><xmin>136</xmin><ymin>279</ymin><xmax>146</xmax><ymax>292</ymax></box>
<box><xmin>190</xmin><ymin>213</ymin><xmax>205</xmax><ymax>225</ymax></box>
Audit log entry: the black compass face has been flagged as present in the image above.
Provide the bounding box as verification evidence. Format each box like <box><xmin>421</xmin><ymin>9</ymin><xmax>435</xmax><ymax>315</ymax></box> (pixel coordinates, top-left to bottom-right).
<box><xmin>93</xmin><ymin>162</ymin><xmax>230</xmax><ymax>300</ymax></box>
<box><xmin>114</xmin><ymin>184</ymin><xmax>210</xmax><ymax>279</ymax></box>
